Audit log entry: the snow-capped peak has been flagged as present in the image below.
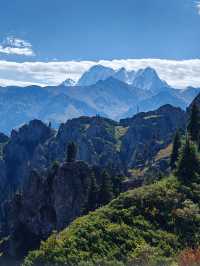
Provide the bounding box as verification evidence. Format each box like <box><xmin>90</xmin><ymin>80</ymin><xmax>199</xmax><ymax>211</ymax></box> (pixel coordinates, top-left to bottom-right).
<box><xmin>132</xmin><ymin>67</ymin><xmax>169</xmax><ymax>93</ymax></box>
<box><xmin>77</xmin><ymin>65</ymin><xmax>115</xmax><ymax>86</ymax></box>
<box><xmin>61</xmin><ymin>78</ymin><xmax>76</xmax><ymax>87</ymax></box>
<box><xmin>76</xmin><ymin>64</ymin><xmax>169</xmax><ymax>93</ymax></box>
<box><xmin>113</xmin><ymin>68</ymin><xmax>136</xmax><ymax>84</ymax></box>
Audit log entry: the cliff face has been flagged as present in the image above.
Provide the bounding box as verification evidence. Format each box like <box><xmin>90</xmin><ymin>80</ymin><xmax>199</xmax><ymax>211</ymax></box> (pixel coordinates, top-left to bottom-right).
<box><xmin>189</xmin><ymin>92</ymin><xmax>200</xmax><ymax>108</ymax></box>
<box><xmin>120</xmin><ymin>105</ymin><xmax>186</xmax><ymax>168</ymax></box>
<box><xmin>32</xmin><ymin>106</ymin><xmax>186</xmax><ymax>173</ymax></box>
<box><xmin>0</xmin><ymin>105</ymin><xmax>186</xmax><ymax>198</ymax></box>
<box><xmin>32</xmin><ymin>116</ymin><xmax>120</xmax><ymax>170</ymax></box>
<box><xmin>4</xmin><ymin>120</ymin><xmax>55</xmax><ymax>187</ymax></box>
<box><xmin>5</xmin><ymin>161</ymin><xmax>93</xmax><ymax>259</ymax></box>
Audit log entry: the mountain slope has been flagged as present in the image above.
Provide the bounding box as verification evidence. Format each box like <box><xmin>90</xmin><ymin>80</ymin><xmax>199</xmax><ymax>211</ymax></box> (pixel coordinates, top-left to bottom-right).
<box><xmin>0</xmin><ymin>104</ymin><xmax>189</xmax><ymax>265</ymax></box>
<box><xmin>39</xmin><ymin>93</ymin><xmax>104</xmax><ymax>127</ymax></box>
<box><xmin>63</xmin><ymin>77</ymin><xmax>139</xmax><ymax>119</ymax></box>
<box><xmin>113</xmin><ymin>67</ymin><xmax>136</xmax><ymax>84</ymax></box>
<box><xmin>77</xmin><ymin>65</ymin><xmax>115</xmax><ymax>86</ymax></box>
<box><xmin>23</xmin><ymin>175</ymin><xmax>197</xmax><ymax>266</ymax></box>
<box><xmin>120</xmin><ymin>104</ymin><xmax>186</xmax><ymax>168</ymax></box>
<box><xmin>0</xmin><ymin>105</ymin><xmax>186</xmax><ymax>204</ymax></box>
<box><xmin>0</xmin><ymin>86</ymin><xmax>102</xmax><ymax>133</ymax></box>
<box><xmin>0</xmin><ymin>66</ymin><xmax>197</xmax><ymax>133</ymax></box>
<box><xmin>180</xmin><ymin>87</ymin><xmax>200</xmax><ymax>104</ymax></box>
<box><xmin>132</xmin><ymin>67</ymin><xmax>170</xmax><ymax>94</ymax></box>
<box><xmin>131</xmin><ymin>91</ymin><xmax>187</xmax><ymax>115</ymax></box>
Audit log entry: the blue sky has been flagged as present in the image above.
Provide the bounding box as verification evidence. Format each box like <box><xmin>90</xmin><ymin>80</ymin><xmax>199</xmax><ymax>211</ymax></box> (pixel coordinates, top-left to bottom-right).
<box><xmin>0</xmin><ymin>0</ymin><xmax>199</xmax><ymax>61</ymax></box>
<box><xmin>0</xmin><ymin>0</ymin><xmax>199</xmax><ymax>87</ymax></box>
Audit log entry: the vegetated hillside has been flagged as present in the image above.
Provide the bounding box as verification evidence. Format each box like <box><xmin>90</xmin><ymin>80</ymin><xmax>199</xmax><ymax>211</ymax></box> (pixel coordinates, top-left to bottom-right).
<box><xmin>120</xmin><ymin>104</ymin><xmax>186</xmax><ymax>169</ymax></box>
<box><xmin>0</xmin><ymin>99</ymin><xmax>196</xmax><ymax>265</ymax></box>
<box><xmin>0</xmin><ymin>103</ymin><xmax>185</xmax><ymax>251</ymax></box>
<box><xmin>0</xmin><ymin>104</ymin><xmax>186</xmax><ymax>202</ymax></box>
<box><xmin>23</xmin><ymin>100</ymin><xmax>200</xmax><ymax>266</ymax></box>
<box><xmin>23</xmin><ymin>175</ymin><xmax>199</xmax><ymax>266</ymax></box>
<box><xmin>1</xmin><ymin>159</ymin><xmax>123</xmax><ymax>260</ymax></box>
<box><xmin>0</xmin><ymin>104</ymin><xmax>186</xmax><ymax>265</ymax></box>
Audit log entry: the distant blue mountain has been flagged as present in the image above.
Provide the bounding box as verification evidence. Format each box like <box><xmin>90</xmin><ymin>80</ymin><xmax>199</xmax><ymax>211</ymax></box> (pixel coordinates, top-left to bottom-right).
<box><xmin>0</xmin><ymin>85</ymin><xmax>105</xmax><ymax>133</ymax></box>
<box><xmin>124</xmin><ymin>91</ymin><xmax>187</xmax><ymax>118</ymax></box>
<box><xmin>61</xmin><ymin>77</ymin><xmax>139</xmax><ymax>120</ymax></box>
<box><xmin>0</xmin><ymin>65</ymin><xmax>199</xmax><ymax>134</ymax></box>
<box><xmin>180</xmin><ymin>86</ymin><xmax>200</xmax><ymax>103</ymax></box>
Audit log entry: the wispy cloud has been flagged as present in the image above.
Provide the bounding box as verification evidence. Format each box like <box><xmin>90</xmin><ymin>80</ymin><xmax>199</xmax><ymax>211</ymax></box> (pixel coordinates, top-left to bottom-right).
<box><xmin>0</xmin><ymin>37</ymin><xmax>35</xmax><ymax>56</ymax></box>
<box><xmin>196</xmin><ymin>1</ymin><xmax>200</xmax><ymax>15</ymax></box>
<box><xmin>0</xmin><ymin>59</ymin><xmax>200</xmax><ymax>88</ymax></box>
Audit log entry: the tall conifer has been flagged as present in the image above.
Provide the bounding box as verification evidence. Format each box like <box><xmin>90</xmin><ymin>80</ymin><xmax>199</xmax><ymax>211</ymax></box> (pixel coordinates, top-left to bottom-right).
<box><xmin>170</xmin><ymin>131</ymin><xmax>181</xmax><ymax>170</ymax></box>
<box><xmin>86</xmin><ymin>173</ymin><xmax>99</xmax><ymax>212</ymax></box>
<box><xmin>99</xmin><ymin>170</ymin><xmax>113</xmax><ymax>206</ymax></box>
<box><xmin>188</xmin><ymin>103</ymin><xmax>200</xmax><ymax>142</ymax></box>
<box><xmin>66</xmin><ymin>142</ymin><xmax>77</xmax><ymax>162</ymax></box>
<box><xmin>176</xmin><ymin>137</ymin><xmax>200</xmax><ymax>185</ymax></box>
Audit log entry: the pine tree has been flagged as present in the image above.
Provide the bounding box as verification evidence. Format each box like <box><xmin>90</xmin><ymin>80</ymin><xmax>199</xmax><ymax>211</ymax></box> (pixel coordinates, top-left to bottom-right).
<box><xmin>176</xmin><ymin>137</ymin><xmax>200</xmax><ymax>185</ymax></box>
<box><xmin>86</xmin><ymin>173</ymin><xmax>99</xmax><ymax>212</ymax></box>
<box><xmin>99</xmin><ymin>170</ymin><xmax>113</xmax><ymax>206</ymax></box>
<box><xmin>170</xmin><ymin>131</ymin><xmax>181</xmax><ymax>170</ymax></box>
<box><xmin>66</xmin><ymin>142</ymin><xmax>77</xmax><ymax>163</ymax></box>
<box><xmin>188</xmin><ymin>103</ymin><xmax>200</xmax><ymax>142</ymax></box>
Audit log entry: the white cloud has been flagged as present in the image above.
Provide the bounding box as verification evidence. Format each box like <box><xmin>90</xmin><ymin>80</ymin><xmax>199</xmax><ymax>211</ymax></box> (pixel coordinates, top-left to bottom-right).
<box><xmin>196</xmin><ymin>1</ymin><xmax>200</xmax><ymax>15</ymax></box>
<box><xmin>0</xmin><ymin>59</ymin><xmax>200</xmax><ymax>89</ymax></box>
<box><xmin>0</xmin><ymin>37</ymin><xmax>35</xmax><ymax>56</ymax></box>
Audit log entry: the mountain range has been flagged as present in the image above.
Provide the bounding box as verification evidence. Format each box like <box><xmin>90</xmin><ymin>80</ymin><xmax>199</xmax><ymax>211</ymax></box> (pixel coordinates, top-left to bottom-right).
<box><xmin>0</xmin><ymin>90</ymin><xmax>199</xmax><ymax>265</ymax></box>
<box><xmin>0</xmin><ymin>103</ymin><xmax>187</xmax><ymax>261</ymax></box>
<box><xmin>0</xmin><ymin>64</ymin><xmax>199</xmax><ymax>134</ymax></box>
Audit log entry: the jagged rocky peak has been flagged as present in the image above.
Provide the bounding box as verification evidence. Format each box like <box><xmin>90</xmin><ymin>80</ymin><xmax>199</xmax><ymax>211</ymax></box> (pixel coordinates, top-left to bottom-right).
<box><xmin>120</xmin><ymin>104</ymin><xmax>186</xmax><ymax>168</ymax></box>
<box><xmin>77</xmin><ymin>64</ymin><xmax>115</xmax><ymax>86</ymax></box>
<box><xmin>60</xmin><ymin>78</ymin><xmax>76</xmax><ymax>87</ymax></box>
<box><xmin>156</xmin><ymin>103</ymin><xmax>184</xmax><ymax>113</ymax></box>
<box><xmin>189</xmin><ymin>91</ymin><xmax>200</xmax><ymax>109</ymax></box>
<box><xmin>121</xmin><ymin>104</ymin><xmax>186</xmax><ymax>126</ymax></box>
<box><xmin>57</xmin><ymin>115</ymin><xmax>118</xmax><ymax>141</ymax></box>
<box><xmin>77</xmin><ymin>64</ymin><xmax>137</xmax><ymax>87</ymax></box>
<box><xmin>40</xmin><ymin>115</ymin><xmax>121</xmax><ymax>169</ymax></box>
<box><xmin>56</xmin><ymin>115</ymin><xmax>117</xmax><ymax>148</ymax></box>
<box><xmin>4</xmin><ymin>160</ymin><xmax>94</xmax><ymax>257</ymax></box>
<box><xmin>4</xmin><ymin>119</ymin><xmax>56</xmax><ymax>186</ymax></box>
<box><xmin>139</xmin><ymin>66</ymin><xmax>158</xmax><ymax>76</ymax></box>
<box><xmin>77</xmin><ymin>64</ymin><xmax>169</xmax><ymax>93</ymax></box>
<box><xmin>112</xmin><ymin>67</ymin><xmax>128</xmax><ymax>82</ymax></box>
<box><xmin>113</xmin><ymin>67</ymin><xmax>135</xmax><ymax>84</ymax></box>
<box><xmin>10</xmin><ymin>119</ymin><xmax>55</xmax><ymax>142</ymax></box>
<box><xmin>134</xmin><ymin>67</ymin><xmax>159</xmax><ymax>80</ymax></box>
<box><xmin>132</xmin><ymin>66</ymin><xmax>169</xmax><ymax>93</ymax></box>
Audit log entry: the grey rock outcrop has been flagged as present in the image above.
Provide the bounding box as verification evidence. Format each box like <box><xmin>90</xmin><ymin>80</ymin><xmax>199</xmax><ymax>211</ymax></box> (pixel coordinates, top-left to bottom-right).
<box><xmin>120</xmin><ymin>105</ymin><xmax>186</xmax><ymax>168</ymax></box>
<box><xmin>5</xmin><ymin>161</ymin><xmax>92</xmax><ymax>258</ymax></box>
<box><xmin>4</xmin><ymin>119</ymin><xmax>55</xmax><ymax>186</ymax></box>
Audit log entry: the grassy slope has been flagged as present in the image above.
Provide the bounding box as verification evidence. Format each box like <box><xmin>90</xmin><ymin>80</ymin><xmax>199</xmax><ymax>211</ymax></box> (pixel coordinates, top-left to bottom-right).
<box><xmin>23</xmin><ymin>176</ymin><xmax>199</xmax><ymax>266</ymax></box>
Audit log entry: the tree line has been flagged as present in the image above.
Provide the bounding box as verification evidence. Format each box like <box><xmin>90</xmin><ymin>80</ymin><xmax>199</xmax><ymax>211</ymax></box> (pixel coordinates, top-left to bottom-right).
<box><xmin>171</xmin><ymin>103</ymin><xmax>200</xmax><ymax>201</ymax></box>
